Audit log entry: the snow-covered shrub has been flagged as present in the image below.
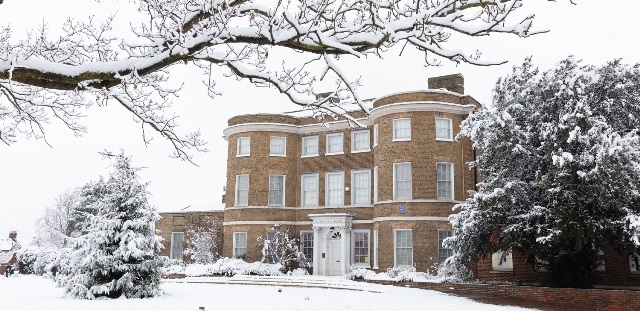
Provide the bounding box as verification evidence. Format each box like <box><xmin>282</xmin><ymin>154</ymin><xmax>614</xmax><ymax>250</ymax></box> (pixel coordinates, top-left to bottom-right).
<box><xmin>209</xmin><ymin>257</ymin><xmax>284</xmax><ymax>276</ymax></box>
<box><xmin>346</xmin><ymin>268</ymin><xmax>377</xmax><ymax>280</ymax></box>
<box><xmin>384</xmin><ymin>266</ymin><xmax>428</xmax><ymax>282</ymax></box>
<box><xmin>16</xmin><ymin>246</ymin><xmax>67</xmax><ymax>275</ymax></box>
<box><xmin>58</xmin><ymin>153</ymin><xmax>165</xmax><ymax>299</ymax></box>
<box><xmin>184</xmin><ymin>217</ymin><xmax>219</xmax><ymax>264</ymax></box>
<box><xmin>257</xmin><ymin>224</ymin><xmax>307</xmax><ymax>273</ymax></box>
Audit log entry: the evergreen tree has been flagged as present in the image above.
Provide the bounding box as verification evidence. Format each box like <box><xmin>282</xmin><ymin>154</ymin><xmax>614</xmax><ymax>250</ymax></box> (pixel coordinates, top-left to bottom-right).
<box><xmin>59</xmin><ymin>152</ymin><xmax>164</xmax><ymax>299</ymax></box>
<box><xmin>448</xmin><ymin>57</ymin><xmax>640</xmax><ymax>288</ymax></box>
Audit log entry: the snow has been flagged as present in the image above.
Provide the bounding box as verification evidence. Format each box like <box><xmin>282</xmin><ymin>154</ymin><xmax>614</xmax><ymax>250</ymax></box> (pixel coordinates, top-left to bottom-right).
<box><xmin>0</xmin><ymin>238</ymin><xmax>15</xmax><ymax>251</ymax></box>
<box><xmin>0</xmin><ymin>275</ymin><xmax>538</xmax><ymax>311</ymax></box>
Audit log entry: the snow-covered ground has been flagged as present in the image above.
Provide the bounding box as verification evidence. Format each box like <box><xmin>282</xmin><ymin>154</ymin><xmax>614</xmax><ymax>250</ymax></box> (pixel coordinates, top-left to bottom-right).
<box><xmin>0</xmin><ymin>275</ymin><xmax>538</xmax><ymax>311</ymax></box>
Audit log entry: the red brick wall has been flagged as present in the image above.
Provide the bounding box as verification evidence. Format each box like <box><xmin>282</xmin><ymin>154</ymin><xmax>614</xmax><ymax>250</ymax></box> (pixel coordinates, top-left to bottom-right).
<box><xmin>364</xmin><ymin>280</ymin><xmax>640</xmax><ymax>311</ymax></box>
<box><xmin>475</xmin><ymin>250</ymin><xmax>640</xmax><ymax>287</ymax></box>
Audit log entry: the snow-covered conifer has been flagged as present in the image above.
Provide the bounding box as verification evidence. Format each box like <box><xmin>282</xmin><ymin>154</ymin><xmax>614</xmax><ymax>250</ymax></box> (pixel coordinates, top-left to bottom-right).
<box><xmin>448</xmin><ymin>57</ymin><xmax>640</xmax><ymax>288</ymax></box>
<box><xmin>59</xmin><ymin>152</ymin><xmax>164</xmax><ymax>299</ymax></box>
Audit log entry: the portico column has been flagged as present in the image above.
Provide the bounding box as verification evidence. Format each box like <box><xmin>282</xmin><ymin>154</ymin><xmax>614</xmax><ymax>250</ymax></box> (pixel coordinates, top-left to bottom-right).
<box><xmin>341</xmin><ymin>227</ymin><xmax>350</xmax><ymax>275</ymax></box>
<box><xmin>312</xmin><ymin>226</ymin><xmax>321</xmax><ymax>275</ymax></box>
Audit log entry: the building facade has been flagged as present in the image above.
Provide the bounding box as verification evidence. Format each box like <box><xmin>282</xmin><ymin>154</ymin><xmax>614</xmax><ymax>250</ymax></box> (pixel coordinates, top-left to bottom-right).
<box><xmin>221</xmin><ymin>74</ymin><xmax>478</xmax><ymax>275</ymax></box>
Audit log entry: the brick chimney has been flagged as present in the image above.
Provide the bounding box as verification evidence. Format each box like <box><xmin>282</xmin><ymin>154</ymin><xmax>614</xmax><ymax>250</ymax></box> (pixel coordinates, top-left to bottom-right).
<box><xmin>9</xmin><ymin>231</ymin><xmax>17</xmax><ymax>241</ymax></box>
<box><xmin>428</xmin><ymin>74</ymin><xmax>464</xmax><ymax>94</ymax></box>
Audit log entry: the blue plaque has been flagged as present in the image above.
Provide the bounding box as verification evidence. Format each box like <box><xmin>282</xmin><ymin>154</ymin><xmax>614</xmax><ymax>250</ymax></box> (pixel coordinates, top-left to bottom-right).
<box><xmin>398</xmin><ymin>204</ymin><xmax>406</xmax><ymax>214</ymax></box>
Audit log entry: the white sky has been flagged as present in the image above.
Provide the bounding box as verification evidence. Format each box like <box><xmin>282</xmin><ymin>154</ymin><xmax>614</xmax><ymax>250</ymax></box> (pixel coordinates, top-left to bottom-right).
<box><xmin>1</xmin><ymin>0</ymin><xmax>640</xmax><ymax>243</ymax></box>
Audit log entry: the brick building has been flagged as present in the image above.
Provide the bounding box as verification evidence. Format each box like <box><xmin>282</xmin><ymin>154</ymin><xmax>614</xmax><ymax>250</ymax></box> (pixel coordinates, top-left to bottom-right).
<box><xmin>220</xmin><ymin>74</ymin><xmax>478</xmax><ymax>275</ymax></box>
<box><xmin>156</xmin><ymin>205</ymin><xmax>225</xmax><ymax>261</ymax></box>
<box><xmin>158</xmin><ymin>74</ymin><xmax>640</xmax><ymax>285</ymax></box>
<box><xmin>0</xmin><ymin>231</ymin><xmax>20</xmax><ymax>275</ymax></box>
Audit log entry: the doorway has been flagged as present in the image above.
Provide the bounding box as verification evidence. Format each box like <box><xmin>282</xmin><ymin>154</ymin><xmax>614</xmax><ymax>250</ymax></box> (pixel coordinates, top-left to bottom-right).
<box><xmin>330</xmin><ymin>240</ymin><xmax>342</xmax><ymax>276</ymax></box>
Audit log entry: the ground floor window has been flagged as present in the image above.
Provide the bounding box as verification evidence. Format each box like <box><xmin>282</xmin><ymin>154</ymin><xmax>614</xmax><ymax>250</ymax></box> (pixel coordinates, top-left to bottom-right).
<box><xmin>170</xmin><ymin>232</ymin><xmax>184</xmax><ymax>260</ymax></box>
<box><xmin>233</xmin><ymin>232</ymin><xmax>247</xmax><ymax>259</ymax></box>
<box><xmin>491</xmin><ymin>251</ymin><xmax>513</xmax><ymax>272</ymax></box>
<box><xmin>300</xmin><ymin>231</ymin><xmax>314</xmax><ymax>263</ymax></box>
<box><xmin>438</xmin><ymin>229</ymin><xmax>454</xmax><ymax>265</ymax></box>
<box><xmin>394</xmin><ymin>229</ymin><xmax>413</xmax><ymax>266</ymax></box>
<box><xmin>352</xmin><ymin>230</ymin><xmax>370</xmax><ymax>267</ymax></box>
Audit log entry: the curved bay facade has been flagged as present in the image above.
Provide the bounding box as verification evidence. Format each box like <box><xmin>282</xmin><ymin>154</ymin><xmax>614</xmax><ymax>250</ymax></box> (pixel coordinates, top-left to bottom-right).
<box><xmin>221</xmin><ymin>74</ymin><xmax>479</xmax><ymax>275</ymax></box>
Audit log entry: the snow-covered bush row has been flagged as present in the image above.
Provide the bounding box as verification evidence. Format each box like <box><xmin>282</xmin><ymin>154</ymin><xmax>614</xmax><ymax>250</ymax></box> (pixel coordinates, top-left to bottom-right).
<box><xmin>164</xmin><ymin>257</ymin><xmax>287</xmax><ymax>277</ymax></box>
<box><xmin>346</xmin><ymin>266</ymin><xmax>458</xmax><ymax>283</ymax></box>
<box><xmin>16</xmin><ymin>246</ymin><xmax>67</xmax><ymax>275</ymax></box>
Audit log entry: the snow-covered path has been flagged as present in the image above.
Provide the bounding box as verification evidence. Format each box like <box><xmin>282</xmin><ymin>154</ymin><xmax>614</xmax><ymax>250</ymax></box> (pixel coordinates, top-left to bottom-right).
<box><xmin>1</xmin><ymin>275</ymin><xmax>538</xmax><ymax>311</ymax></box>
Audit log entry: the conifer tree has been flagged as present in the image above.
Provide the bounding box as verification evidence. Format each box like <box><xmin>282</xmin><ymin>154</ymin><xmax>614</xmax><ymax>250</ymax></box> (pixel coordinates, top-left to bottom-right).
<box><xmin>448</xmin><ymin>57</ymin><xmax>640</xmax><ymax>288</ymax></box>
<box><xmin>59</xmin><ymin>152</ymin><xmax>164</xmax><ymax>299</ymax></box>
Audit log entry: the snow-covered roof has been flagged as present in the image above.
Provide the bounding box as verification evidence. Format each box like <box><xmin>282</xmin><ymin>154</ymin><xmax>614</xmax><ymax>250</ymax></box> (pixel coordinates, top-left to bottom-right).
<box><xmin>0</xmin><ymin>251</ymin><xmax>16</xmax><ymax>264</ymax></box>
<box><xmin>0</xmin><ymin>238</ymin><xmax>16</xmax><ymax>252</ymax></box>
<box><xmin>175</xmin><ymin>203</ymin><xmax>225</xmax><ymax>213</ymax></box>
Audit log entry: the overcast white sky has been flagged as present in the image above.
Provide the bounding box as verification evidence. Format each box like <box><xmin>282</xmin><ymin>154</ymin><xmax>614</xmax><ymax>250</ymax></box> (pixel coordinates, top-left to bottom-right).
<box><xmin>1</xmin><ymin>0</ymin><xmax>640</xmax><ymax>243</ymax></box>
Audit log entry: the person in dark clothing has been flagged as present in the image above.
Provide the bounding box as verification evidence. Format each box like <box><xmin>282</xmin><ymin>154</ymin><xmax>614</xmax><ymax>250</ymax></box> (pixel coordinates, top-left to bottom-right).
<box><xmin>51</xmin><ymin>265</ymin><xmax>58</xmax><ymax>277</ymax></box>
<box><xmin>5</xmin><ymin>265</ymin><xmax>12</xmax><ymax>277</ymax></box>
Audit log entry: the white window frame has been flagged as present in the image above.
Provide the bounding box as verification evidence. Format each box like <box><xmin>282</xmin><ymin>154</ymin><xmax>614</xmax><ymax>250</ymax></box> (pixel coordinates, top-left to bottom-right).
<box><xmin>435</xmin><ymin>117</ymin><xmax>453</xmax><ymax>141</ymax></box>
<box><xmin>373</xmin><ymin>124</ymin><xmax>378</xmax><ymax>148</ymax></box>
<box><xmin>301</xmin><ymin>135</ymin><xmax>319</xmax><ymax>158</ymax></box>
<box><xmin>352</xmin><ymin>229</ymin><xmax>371</xmax><ymax>268</ymax></box>
<box><xmin>269</xmin><ymin>136</ymin><xmax>287</xmax><ymax>157</ymax></box>
<box><xmin>436</xmin><ymin>162</ymin><xmax>454</xmax><ymax>200</ymax></box>
<box><xmin>300</xmin><ymin>230</ymin><xmax>314</xmax><ymax>264</ymax></box>
<box><xmin>233</xmin><ymin>232</ymin><xmax>247</xmax><ymax>259</ymax></box>
<box><xmin>373</xmin><ymin>229</ymin><xmax>379</xmax><ymax>269</ymax></box>
<box><xmin>170</xmin><ymin>232</ymin><xmax>184</xmax><ymax>261</ymax></box>
<box><xmin>393</xmin><ymin>162</ymin><xmax>412</xmax><ymax>200</ymax></box>
<box><xmin>438</xmin><ymin>229</ymin><xmax>455</xmax><ymax>265</ymax></box>
<box><xmin>268</xmin><ymin>174</ymin><xmax>286</xmax><ymax>206</ymax></box>
<box><xmin>491</xmin><ymin>251</ymin><xmax>514</xmax><ymax>272</ymax></box>
<box><xmin>373</xmin><ymin>166</ymin><xmax>379</xmax><ymax>204</ymax></box>
<box><xmin>301</xmin><ymin>173</ymin><xmax>319</xmax><ymax>207</ymax></box>
<box><xmin>393</xmin><ymin>118</ymin><xmax>411</xmax><ymax>141</ymax></box>
<box><xmin>235</xmin><ymin>174</ymin><xmax>249</xmax><ymax>206</ymax></box>
<box><xmin>630</xmin><ymin>253</ymin><xmax>640</xmax><ymax>274</ymax></box>
<box><xmin>394</xmin><ymin>229</ymin><xmax>413</xmax><ymax>267</ymax></box>
<box><xmin>351</xmin><ymin>129</ymin><xmax>371</xmax><ymax>153</ymax></box>
<box><xmin>326</xmin><ymin>132</ymin><xmax>344</xmax><ymax>155</ymax></box>
<box><xmin>325</xmin><ymin>171</ymin><xmax>345</xmax><ymax>206</ymax></box>
<box><xmin>236</xmin><ymin>137</ymin><xmax>250</xmax><ymax>157</ymax></box>
<box><xmin>351</xmin><ymin>169</ymin><xmax>371</xmax><ymax>205</ymax></box>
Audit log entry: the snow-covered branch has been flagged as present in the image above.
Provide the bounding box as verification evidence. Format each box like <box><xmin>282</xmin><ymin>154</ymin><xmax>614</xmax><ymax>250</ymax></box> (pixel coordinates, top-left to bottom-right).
<box><xmin>1</xmin><ymin>0</ymin><xmax>555</xmax><ymax>160</ymax></box>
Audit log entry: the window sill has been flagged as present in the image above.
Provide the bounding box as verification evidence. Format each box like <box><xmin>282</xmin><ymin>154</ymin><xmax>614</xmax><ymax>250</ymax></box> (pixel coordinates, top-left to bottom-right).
<box><xmin>490</xmin><ymin>270</ymin><xmax>514</xmax><ymax>274</ymax></box>
<box><xmin>236</xmin><ymin>154</ymin><xmax>250</xmax><ymax>157</ymax></box>
<box><xmin>325</xmin><ymin>152</ymin><xmax>344</xmax><ymax>156</ymax></box>
<box><xmin>392</xmin><ymin>138</ymin><xmax>411</xmax><ymax>142</ymax></box>
<box><xmin>269</xmin><ymin>154</ymin><xmax>287</xmax><ymax>157</ymax></box>
<box><xmin>435</xmin><ymin>138</ymin><xmax>454</xmax><ymax>142</ymax></box>
<box><xmin>301</xmin><ymin>154</ymin><xmax>319</xmax><ymax>158</ymax></box>
<box><xmin>351</xmin><ymin>149</ymin><xmax>371</xmax><ymax>154</ymax></box>
<box><xmin>353</xmin><ymin>264</ymin><xmax>371</xmax><ymax>268</ymax></box>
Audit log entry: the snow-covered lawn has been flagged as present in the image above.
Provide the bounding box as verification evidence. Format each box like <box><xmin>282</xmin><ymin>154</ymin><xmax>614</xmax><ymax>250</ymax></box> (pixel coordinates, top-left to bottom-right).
<box><xmin>0</xmin><ymin>275</ymin><xmax>538</xmax><ymax>311</ymax></box>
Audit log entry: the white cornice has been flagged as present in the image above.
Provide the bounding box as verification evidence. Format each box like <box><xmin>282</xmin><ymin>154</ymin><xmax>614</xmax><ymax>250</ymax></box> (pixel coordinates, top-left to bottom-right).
<box><xmin>221</xmin><ymin>216</ymin><xmax>449</xmax><ymax>226</ymax></box>
<box><xmin>223</xmin><ymin>102</ymin><xmax>475</xmax><ymax>140</ymax></box>
<box><xmin>222</xmin><ymin>119</ymin><xmax>371</xmax><ymax>140</ymax></box>
<box><xmin>368</xmin><ymin>101</ymin><xmax>475</xmax><ymax>121</ymax></box>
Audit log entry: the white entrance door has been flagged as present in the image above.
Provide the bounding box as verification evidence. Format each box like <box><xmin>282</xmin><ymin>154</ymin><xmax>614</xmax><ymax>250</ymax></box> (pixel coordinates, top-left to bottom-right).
<box><xmin>330</xmin><ymin>240</ymin><xmax>342</xmax><ymax>276</ymax></box>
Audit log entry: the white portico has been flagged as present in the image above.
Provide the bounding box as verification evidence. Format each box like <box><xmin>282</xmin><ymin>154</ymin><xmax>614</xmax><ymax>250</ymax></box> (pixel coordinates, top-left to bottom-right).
<box><xmin>308</xmin><ymin>213</ymin><xmax>355</xmax><ymax>276</ymax></box>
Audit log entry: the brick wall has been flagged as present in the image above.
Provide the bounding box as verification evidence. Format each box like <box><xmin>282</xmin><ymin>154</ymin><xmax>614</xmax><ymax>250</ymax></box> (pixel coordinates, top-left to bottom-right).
<box><xmin>363</xmin><ymin>280</ymin><xmax>640</xmax><ymax>311</ymax></box>
<box><xmin>475</xmin><ymin>250</ymin><xmax>640</xmax><ymax>287</ymax></box>
<box><xmin>156</xmin><ymin>211</ymin><xmax>225</xmax><ymax>260</ymax></box>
